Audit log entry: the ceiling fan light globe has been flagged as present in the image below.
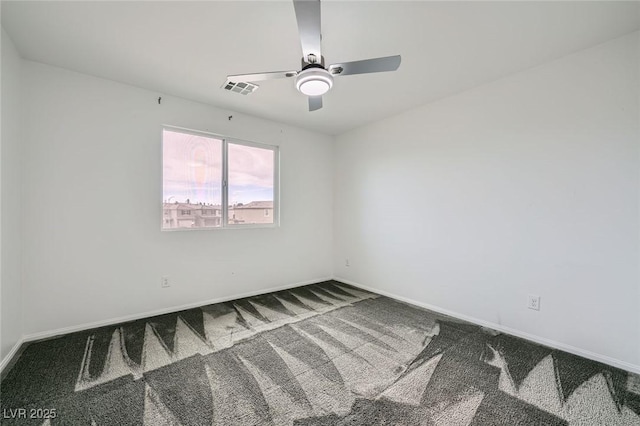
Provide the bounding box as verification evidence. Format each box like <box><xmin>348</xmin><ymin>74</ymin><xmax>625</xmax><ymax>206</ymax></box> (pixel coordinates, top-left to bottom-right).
<box><xmin>299</xmin><ymin>79</ymin><xmax>330</xmax><ymax>96</ymax></box>
<box><xmin>295</xmin><ymin>68</ymin><xmax>333</xmax><ymax>96</ymax></box>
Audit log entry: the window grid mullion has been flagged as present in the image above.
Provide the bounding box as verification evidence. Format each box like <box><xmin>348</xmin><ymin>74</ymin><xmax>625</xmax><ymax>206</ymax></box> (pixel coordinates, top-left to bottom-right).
<box><xmin>222</xmin><ymin>139</ymin><xmax>229</xmax><ymax>228</ymax></box>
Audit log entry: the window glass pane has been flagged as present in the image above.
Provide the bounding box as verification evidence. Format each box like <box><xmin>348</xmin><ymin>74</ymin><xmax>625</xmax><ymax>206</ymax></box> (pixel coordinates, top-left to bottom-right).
<box><xmin>228</xmin><ymin>142</ymin><xmax>275</xmax><ymax>225</ymax></box>
<box><xmin>162</xmin><ymin>129</ymin><xmax>222</xmax><ymax>229</ymax></box>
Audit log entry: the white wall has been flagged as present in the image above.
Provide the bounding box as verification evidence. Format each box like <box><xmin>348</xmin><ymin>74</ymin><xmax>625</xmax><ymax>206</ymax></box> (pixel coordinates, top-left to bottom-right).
<box><xmin>21</xmin><ymin>61</ymin><xmax>333</xmax><ymax>336</ymax></box>
<box><xmin>334</xmin><ymin>32</ymin><xmax>640</xmax><ymax>369</ymax></box>
<box><xmin>1</xmin><ymin>29</ymin><xmax>23</xmax><ymax>361</ymax></box>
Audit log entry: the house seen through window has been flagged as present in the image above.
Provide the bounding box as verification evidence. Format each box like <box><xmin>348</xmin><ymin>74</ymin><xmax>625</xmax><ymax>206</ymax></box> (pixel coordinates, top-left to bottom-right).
<box><xmin>162</xmin><ymin>127</ymin><xmax>277</xmax><ymax>230</ymax></box>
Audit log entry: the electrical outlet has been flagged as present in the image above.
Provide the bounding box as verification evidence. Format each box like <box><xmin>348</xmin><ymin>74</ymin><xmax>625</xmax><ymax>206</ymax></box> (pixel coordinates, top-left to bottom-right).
<box><xmin>528</xmin><ymin>294</ymin><xmax>540</xmax><ymax>311</ymax></box>
<box><xmin>161</xmin><ymin>276</ymin><xmax>170</xmax><ymax>288</ymax></box>
<box><xmin>345</xmin><ymin>259</ymin><xmax>350</xmax><ymax>267</ymax></box>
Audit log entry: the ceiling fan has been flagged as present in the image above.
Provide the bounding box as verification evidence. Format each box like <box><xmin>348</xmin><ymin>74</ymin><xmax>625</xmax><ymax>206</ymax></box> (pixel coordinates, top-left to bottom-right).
<box><xmin>224</xmin><ymin>0</ymin><xmax>401</xmax><ymax>112</ymax></box>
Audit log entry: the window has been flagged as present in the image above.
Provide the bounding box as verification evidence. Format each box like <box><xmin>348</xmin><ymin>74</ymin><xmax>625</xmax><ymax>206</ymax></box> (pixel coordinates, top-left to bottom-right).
<box><xmin>162</xmin><ymin>127</ymin><xmax>278</xmax><ymax>230</ymax></box>
<box><xmin>227</xmin><ymin>142</ymin><xmax>276</xmax><ymax>226</ymax></box>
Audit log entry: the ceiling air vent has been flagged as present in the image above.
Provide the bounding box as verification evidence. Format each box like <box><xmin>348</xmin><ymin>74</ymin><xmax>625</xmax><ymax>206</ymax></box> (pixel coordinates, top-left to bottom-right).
<box><xmin>222</xmin><ymin>81</ymin><xmax>259</xmax><ymax>95</ymax></box>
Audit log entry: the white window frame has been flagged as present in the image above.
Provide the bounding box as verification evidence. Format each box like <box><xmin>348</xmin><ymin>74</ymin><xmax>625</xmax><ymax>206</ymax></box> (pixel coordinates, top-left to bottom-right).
<box><xmin>162</xmin><ymin>125</ymin><xmax>280</xmax><ymax>231</ymax></box>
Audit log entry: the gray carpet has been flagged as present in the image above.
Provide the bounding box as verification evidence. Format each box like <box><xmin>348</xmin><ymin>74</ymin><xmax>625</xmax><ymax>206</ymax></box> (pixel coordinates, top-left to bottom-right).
<box><xmin>1</xmin><ymin>280</ymin><xmax>639</xmax><ymax>425</ymax></box>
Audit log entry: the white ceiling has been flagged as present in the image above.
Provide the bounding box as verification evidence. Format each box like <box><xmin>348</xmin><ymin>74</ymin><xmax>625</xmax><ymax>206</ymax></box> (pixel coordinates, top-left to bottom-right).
<box><xmin>2</xmin><ymin>1</ymin><xmax>639</xmax><ymax>135</ymax></box>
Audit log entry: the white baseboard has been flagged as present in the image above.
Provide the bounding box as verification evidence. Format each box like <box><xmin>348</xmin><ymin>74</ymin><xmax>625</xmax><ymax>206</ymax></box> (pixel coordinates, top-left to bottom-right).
<box><xmin>0</xmin><ymin>336</ymin><xmax>25</xmax><ymax>375</ymax></box>
<box><xmin>22</xmin><ymin>276</ymin><xmax>332</xmax><ymax>344</ymax></box>
<box><xmin>335</xmin><ymin>276</ymin><xmax>640</xmax><ymax>375</ymax></box>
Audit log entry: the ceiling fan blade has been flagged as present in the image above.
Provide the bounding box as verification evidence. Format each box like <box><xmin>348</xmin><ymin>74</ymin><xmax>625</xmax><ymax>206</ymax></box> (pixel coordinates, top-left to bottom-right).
<box><xmin>329</xmin><ymin>55</ymin><xmax>401</xmax><ymax>77</ymax></box>
<box><xmin>308</xmin><ymin>96</ymin><xmax>323</xmax><ymax>111</ymax></box>
<box><xmin>227</xmin><ymin>70</ymin><xmax>298</xmax><ymax>83</ymax></box>
<box><xmin>293</xmin><ymin>0</ymin><xmax>322</xmax><ymax>62</ymax></box>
